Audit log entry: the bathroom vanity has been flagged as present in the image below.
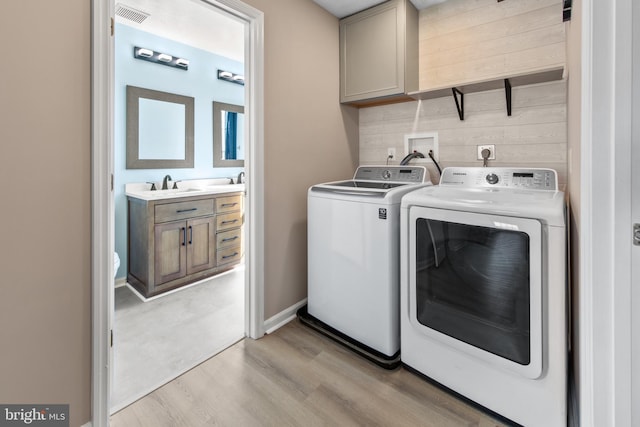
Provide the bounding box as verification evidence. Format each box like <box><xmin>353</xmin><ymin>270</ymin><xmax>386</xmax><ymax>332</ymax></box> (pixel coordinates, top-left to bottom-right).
<box><xmin>126</xmin><ymin>184</ymin><xmax>243</xmax><ymax>298</ymax></box>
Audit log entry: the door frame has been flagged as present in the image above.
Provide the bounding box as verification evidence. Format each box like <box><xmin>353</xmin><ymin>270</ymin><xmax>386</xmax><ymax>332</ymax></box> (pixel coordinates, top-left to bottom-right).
<box><xmin>90</xmin><ymin>0</ymin><xmax>265</xmax><ymax>425</ymax></box>
<box><xmin>580</xmin><ymin>0</ymin><xmax>634</xmax><ymax>425</ymax></box>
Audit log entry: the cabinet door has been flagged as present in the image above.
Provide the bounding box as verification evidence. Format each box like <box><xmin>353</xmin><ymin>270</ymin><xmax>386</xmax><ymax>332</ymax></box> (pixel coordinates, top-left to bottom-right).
<box><xmin>340</xmin><ymin>0</ymin><xmax>409</xmax><ymax>103</ymax></box>
<box><xmin>186</xmin><ymin>216</ymin><xmax>216</xmax><ymax>275</ymax></box>
<box><xmin>155</xmin><ymin>221</ymin><xmax>187</xmax><ymax>285</ymax></box>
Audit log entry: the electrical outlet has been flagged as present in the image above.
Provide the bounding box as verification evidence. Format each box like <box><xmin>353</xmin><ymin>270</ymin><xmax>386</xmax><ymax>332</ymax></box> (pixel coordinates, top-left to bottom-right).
<box><xmin>387</xmin><ymin>148</ymin><xmax>396</xmax><ymax>159</ymax></box>
<box><xmin>477</xmin><ymin>145</ymin><xmax>496</xmax><ymax>160</ymax></box>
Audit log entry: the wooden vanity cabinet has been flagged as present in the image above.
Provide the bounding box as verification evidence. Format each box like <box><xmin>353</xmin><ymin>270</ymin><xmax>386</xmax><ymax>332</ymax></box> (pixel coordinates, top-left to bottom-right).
<box><xmin>127</xmin><ymin>192</ymin><xmax>243</xmax><ymax>297</ymax></box>
<box><xmin>215</xmin><ymin>195</ymin><xmax>243</xmax><ymax>266</ymax></box>
<box><xmin>153</xmin><ymin>216</ymin><xmax>216</xmax><ymax>285</ymax></box>
<box><xmin>339</xmin><ymin>0</ymin><xmax>418</xmax><ymax>105</ymax></box>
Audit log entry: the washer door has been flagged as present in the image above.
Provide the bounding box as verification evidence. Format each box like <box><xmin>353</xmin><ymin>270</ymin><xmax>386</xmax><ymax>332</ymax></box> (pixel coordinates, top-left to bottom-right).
<box><xmin>408</xmin><ymin>206</ymin><xmax>543</xmax><ymax>379</ymax></box>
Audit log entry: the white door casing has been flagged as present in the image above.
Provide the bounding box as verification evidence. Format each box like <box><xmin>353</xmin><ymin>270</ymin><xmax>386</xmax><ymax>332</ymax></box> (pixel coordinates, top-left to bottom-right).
<box><xmin>580</xmin><ymin>0</ymin><xmax>635</xmax><ymax>425</ymax></box>
<box><xmin>631</xmin><ymin>0</ymin><xmax>640</xmax><ymax>424</ymax></box>
<box><xmin>91</xmin><ymin>1</ymin><xmax>264</xmax><ymax>426</ymax></box>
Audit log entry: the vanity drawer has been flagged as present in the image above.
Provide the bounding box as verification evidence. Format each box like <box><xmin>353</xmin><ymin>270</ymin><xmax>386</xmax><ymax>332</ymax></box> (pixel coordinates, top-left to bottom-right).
<box><xmin>217</xmin><ymin>246</ymin><xmax>242</xmax><ymax>265</ymax></box>
<box><xmin>154</xmin><ymin>199</ymin><xmax>214</xmax><ymax>223</ymax></box>
<box><xmin>217</xmin><ymin>228</ymin><xmax>242</xmax><ymax>249</ymax></box>
<box><xmin>216</xmin><ymin>211</ymin><xmax>242</xmax><ymax>231</ymax></box>
<box><xmin>216</xmin><ymin>195</ymin><xmax>242</xmax><ymax>214</ymax></box>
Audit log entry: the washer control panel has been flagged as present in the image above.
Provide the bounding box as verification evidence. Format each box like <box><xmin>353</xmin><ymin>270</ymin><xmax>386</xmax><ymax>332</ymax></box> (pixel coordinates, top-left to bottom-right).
<box><xmin>440</xmin><ymin>167</ymin><xmax>558</xmax><ymax>190</ymax></box>
<box><xmin>353</xmin><ymin>166</ymin><xmax>427</xmax><ymax>183</ymax></box>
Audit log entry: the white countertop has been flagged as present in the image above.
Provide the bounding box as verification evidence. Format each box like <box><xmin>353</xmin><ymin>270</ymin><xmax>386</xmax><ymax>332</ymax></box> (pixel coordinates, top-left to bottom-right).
<box><xmin>126</xmin><ymin>178</ymin><xmax>245</xmax><ymax>201</ymax></box>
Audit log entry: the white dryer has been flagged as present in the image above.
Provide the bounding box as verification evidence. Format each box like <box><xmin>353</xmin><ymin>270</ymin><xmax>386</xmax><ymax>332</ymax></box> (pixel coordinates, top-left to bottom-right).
<box><xmin>301</xmin><ymin>166</ymin><xmax>431</xmax><ymax>369</ymax></box>
<box><xmin>400</xmin><ymin>167</ymin><xmax>567</xmax><ymax>426</ymax></box>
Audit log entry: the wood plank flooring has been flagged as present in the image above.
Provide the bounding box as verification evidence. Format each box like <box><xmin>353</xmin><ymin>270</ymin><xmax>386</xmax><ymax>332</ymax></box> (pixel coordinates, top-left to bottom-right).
<box><xmin>110</xmin><ymin>320</ymin><xmax>507</xmax><ymax>426</ymax></box>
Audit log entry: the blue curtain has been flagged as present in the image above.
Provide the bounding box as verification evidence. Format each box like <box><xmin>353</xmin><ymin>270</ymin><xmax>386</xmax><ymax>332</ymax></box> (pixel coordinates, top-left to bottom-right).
<box><xmin>225</xmin><ymin>111</ymin><xmax>237</xmax><ymax>160</ymax></box>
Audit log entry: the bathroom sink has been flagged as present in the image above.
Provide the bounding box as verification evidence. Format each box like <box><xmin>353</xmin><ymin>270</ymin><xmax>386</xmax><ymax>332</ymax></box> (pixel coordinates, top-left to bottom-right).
<box><xmin>206</xmin><ymin>183</ymin><xmax>245</xmax><ymax>192</ymax></box>
<box><xmin>162</xmin><ymin>188</ymin><xmax>203</xmax><ymax>194</ymax></box>
<box><xmin>128</xmin><ymin>188</ymin><xmax>203</xmax><ymax>199</ymax></box>
<box><xmin>126</xmin><ymin>183</ymin><xmax>244</xmax><ymax>201</ymax></box>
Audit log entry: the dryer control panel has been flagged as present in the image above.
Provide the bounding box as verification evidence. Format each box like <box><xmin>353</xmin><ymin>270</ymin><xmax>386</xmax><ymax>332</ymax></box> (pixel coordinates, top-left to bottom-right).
<box><xmin>439</xmin><ymin>167</ymin><xmax>558</xmax><ymax>191</ymax></box>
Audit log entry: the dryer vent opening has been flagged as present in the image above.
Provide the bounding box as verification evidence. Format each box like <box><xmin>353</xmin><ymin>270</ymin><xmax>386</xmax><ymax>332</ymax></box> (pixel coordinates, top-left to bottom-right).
<box><xmin>116</xmin><ymin>3</ymin><xmax>150</xmax><ymax>24</ymax></box>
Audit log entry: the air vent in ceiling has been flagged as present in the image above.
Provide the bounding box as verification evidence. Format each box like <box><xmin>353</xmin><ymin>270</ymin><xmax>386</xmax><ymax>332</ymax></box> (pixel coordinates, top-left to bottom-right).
<box><xmin>115</xmin><ymin>3</ymin><xmax>150</xmax><ymax>24</ymax></box>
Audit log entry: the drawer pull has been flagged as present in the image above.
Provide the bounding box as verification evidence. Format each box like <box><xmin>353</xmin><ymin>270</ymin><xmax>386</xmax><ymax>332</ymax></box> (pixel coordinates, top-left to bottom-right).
<box><xmin>222</xmin><ymin>252</ymin><xmax>239</xmax><ymax>260</ymax></box>
<box><xmin>177</xmin><ymin>208</ymin><xmax>198</xmax><ymax>213</ymax></box>
<box><xmin>221</xmin><ymin>203</ymin><xmax>238</xmax><ymax>207</ymax></box>
<box><xmin>222</xmin><ymin>236</ymin><xmax>239</xmax><ymax>242</ymax></box>
<box><xmin>221</xmin><ymin>219</ymin><xmax>239</xmax><ymax>225</ymax></box>
<box><xmin>181</xmin><ymin>227</ymin><xmax>186</xmax><ymax>246</ymax></box>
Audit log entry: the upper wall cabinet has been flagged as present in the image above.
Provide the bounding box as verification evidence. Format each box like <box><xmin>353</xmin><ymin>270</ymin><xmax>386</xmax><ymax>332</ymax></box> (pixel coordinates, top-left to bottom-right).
<box><xmin>340</xmin><ymin>0</ymin><xmax>418</xmax><ymax>106</ymax></box>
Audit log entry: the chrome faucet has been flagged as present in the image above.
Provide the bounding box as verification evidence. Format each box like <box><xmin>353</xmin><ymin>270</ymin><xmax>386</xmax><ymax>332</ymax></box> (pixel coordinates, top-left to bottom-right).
<box><xmin>399</xmin><ymin>151</ymin><xmax>425</xmax><ymax>165</ymax></box>
<box><xmin>162</xmin><ymin>174</ymin><xmax>172</xmax><ymax>190</ymax></box>
<box><xmin>236</xmin><ymin>171</ymin><xmax>245</xmax><ymax>184</ymax></box>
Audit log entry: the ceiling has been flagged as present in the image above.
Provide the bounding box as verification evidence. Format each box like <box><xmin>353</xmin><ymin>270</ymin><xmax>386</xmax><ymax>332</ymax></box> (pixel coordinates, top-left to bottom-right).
<box><xmin>312</xmin><ymin>0</ymin><xmax>448</xmax><ymax>18</ymax></box>
<box><xmin>114</xmin><ymin>0</ymin><xmax>449</xmax><ymax>61</ymax></box>
<box><xmin>114</xmin><ymin>0</ymin><xmax>245</xmax><ymax>62</ymax></box>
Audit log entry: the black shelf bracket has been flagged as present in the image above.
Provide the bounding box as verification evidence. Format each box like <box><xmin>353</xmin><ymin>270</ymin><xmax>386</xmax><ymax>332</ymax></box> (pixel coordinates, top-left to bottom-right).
<box><xmin>451</xmin><ymin>87</ymin><xmax>464</xmax><ymax>120</ymax></box>
<box><xmin>504</xmin><ymin>78</ymin><xmax>512</xmax><ymax>116</ymax></box>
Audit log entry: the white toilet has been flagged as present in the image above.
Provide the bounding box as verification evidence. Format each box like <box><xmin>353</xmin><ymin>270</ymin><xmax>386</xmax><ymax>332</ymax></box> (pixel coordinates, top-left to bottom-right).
<box><xmin>114</xmin><ymin>252</ymin><xmax>120</xmax><ymax>279</ymax></box>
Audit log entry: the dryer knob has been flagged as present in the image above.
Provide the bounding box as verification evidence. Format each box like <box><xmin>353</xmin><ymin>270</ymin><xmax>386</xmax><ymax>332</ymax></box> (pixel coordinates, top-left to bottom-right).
<box><xmin>382</xmin><ymin>170</ymin><xmax>392</xmax><ymax>180</ymax></box>
<box><xmin>486</xmin><ymin>173</ymin><xmax>499</xmax><ymax>185</ymax></box>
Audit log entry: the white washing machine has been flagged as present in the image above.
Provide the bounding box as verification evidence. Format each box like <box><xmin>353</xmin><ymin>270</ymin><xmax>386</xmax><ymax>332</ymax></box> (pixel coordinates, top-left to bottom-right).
<box><xmin>400</xmin><ymin>167</ymin><xmax>567</xmax><ymax>426</ymax></box>
<box><xmin>300</xmin><ymin>166</ymin><xmax>431</xmax><ymax>369</ymax></box>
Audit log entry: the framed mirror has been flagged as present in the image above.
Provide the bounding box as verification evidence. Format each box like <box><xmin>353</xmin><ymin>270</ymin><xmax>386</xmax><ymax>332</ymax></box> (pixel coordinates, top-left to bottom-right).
<box><xmin>213</xmin><ymin>101</ymin><xmax>244</xmax><ymax>168</ymax></box>
<box><xmin>126</xmin><ymin>85</ymin><xmax>195</xmax><ymax>169</ymax></box>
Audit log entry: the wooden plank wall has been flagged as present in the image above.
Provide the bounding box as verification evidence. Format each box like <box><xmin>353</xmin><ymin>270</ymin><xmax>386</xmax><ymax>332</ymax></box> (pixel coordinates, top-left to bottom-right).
<box><xmin>359</xmin><ymin>80</ymin><xmax>567</xmax><ymax>185</ymax></box>
<box><xmin>419</xmin><ymin>0</ymin><xmax>566</xmax><ymax>90</ymax></box>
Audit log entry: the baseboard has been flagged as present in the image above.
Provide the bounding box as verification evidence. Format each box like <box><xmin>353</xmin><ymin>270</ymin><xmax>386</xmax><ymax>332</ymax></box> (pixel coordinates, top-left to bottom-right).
<box><xmin>264</xmin><ymin>299</ymin><xmax>307</xmax><ymax>334</ymax></box>
<box><xmin>114</xmin><ymin>277</ymin><xmax>127</xmax><ymax>288</ymax></box>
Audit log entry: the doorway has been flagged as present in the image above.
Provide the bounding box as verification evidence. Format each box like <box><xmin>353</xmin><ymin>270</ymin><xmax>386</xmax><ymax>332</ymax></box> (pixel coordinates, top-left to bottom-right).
<box><xmin>91</xmin><ymin>0</ymin><xmax>265</xmax><ymax>425</ymax></box>
<box><xmin>110</xmin><ymin>0</ymin><xmax>246</xmax><ymax>411</ymax></box>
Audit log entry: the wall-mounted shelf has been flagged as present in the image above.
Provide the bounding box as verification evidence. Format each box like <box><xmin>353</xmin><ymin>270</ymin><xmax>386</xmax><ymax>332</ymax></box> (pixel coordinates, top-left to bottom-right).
<box><xmin>407</xmin><ymin>66</ymin><xmax>565</xmax><ymax>120</ymax></box>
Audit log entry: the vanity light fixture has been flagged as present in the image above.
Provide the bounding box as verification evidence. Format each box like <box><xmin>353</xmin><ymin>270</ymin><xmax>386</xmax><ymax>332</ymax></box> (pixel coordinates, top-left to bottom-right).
<box><xmin>217</xmin><ymin>69</ymin><xmax>244</xmax><ymax>86</ymax></box>
<box><xmin>136</xmin><ymin>47</ymin><xmax>153</xmax><ymax>57</ymax></box>
<box><xmin>133</xmin><ymin>46</ymin><xmax>188</xmax><ymax>70</ymax></box>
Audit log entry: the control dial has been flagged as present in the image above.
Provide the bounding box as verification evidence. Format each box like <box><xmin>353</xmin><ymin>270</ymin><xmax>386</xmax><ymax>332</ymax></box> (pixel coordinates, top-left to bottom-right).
<box><xmin>382</xmin><ymin>170</ymin><xmax>392</xmax><ymax>180</ymax></box>
<box><xmin>486</xmin><ymin>173</ymin><xmax>499</xmax><ymax>185</ymax></box>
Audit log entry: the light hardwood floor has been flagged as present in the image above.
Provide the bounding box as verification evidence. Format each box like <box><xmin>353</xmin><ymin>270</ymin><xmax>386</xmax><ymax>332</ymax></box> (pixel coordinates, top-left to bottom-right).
<box><xmin>110</xmin><ymin>320</ymin><xmax>508</xmax><ymax>426</ymax></box>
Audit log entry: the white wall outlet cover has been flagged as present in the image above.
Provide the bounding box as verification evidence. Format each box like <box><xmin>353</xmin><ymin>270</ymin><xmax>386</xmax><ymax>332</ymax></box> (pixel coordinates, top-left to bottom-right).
<box><xmin>477</xmin><ymin>144</ymin><xmax>496</xmax><ymax>160</ymax></box>
<box><xmin>404</xmin><ymin>132</ymin><xmax>439</xmax><ymax>161</ymax></box>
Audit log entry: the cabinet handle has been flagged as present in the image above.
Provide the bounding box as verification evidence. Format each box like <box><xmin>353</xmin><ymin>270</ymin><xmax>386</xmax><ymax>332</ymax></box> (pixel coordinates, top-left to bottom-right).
<box><xmin>181</xmin><ymin>227</ymin><xmax>186</xmax><ymax>246</ymax></box>
<box><xmin>221</xmin><ymin>219</ymin><xmax>239</xmax><ymax>225</ymax></box>
<box><xmin>188</xmin><ymin>226</ymin><xmax>193</xmax><ymax>244</ymax></box>
<box><xmin>177</xmin><ymin>208</ymin><xmax>197</xmax><ymax>213</ymax></box>
<box><xmin>221</xmin><ymin>203</ymin><xmax>238</xmax><ymax>207</ymax></box>
<box><xmin>222</xmin><ymin>252</ymin><xmax>239</xmax><ymax>259</ymax></box>
<box><xmin>221</xmin><ymin>236</ymin><xmax>239</xmax><ymax>242</ymax></box>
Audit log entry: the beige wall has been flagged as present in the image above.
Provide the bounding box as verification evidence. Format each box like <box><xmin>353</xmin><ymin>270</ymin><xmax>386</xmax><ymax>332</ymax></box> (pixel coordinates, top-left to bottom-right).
<box><xmin>244</xmin><ymin>0</ymin><xmax>359</xmax><ymax>319</ymax></box>
<box><xmin>0</xmin><ymin>1</ymin><xmax>91</xmax><ymax>426</ymax></box>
